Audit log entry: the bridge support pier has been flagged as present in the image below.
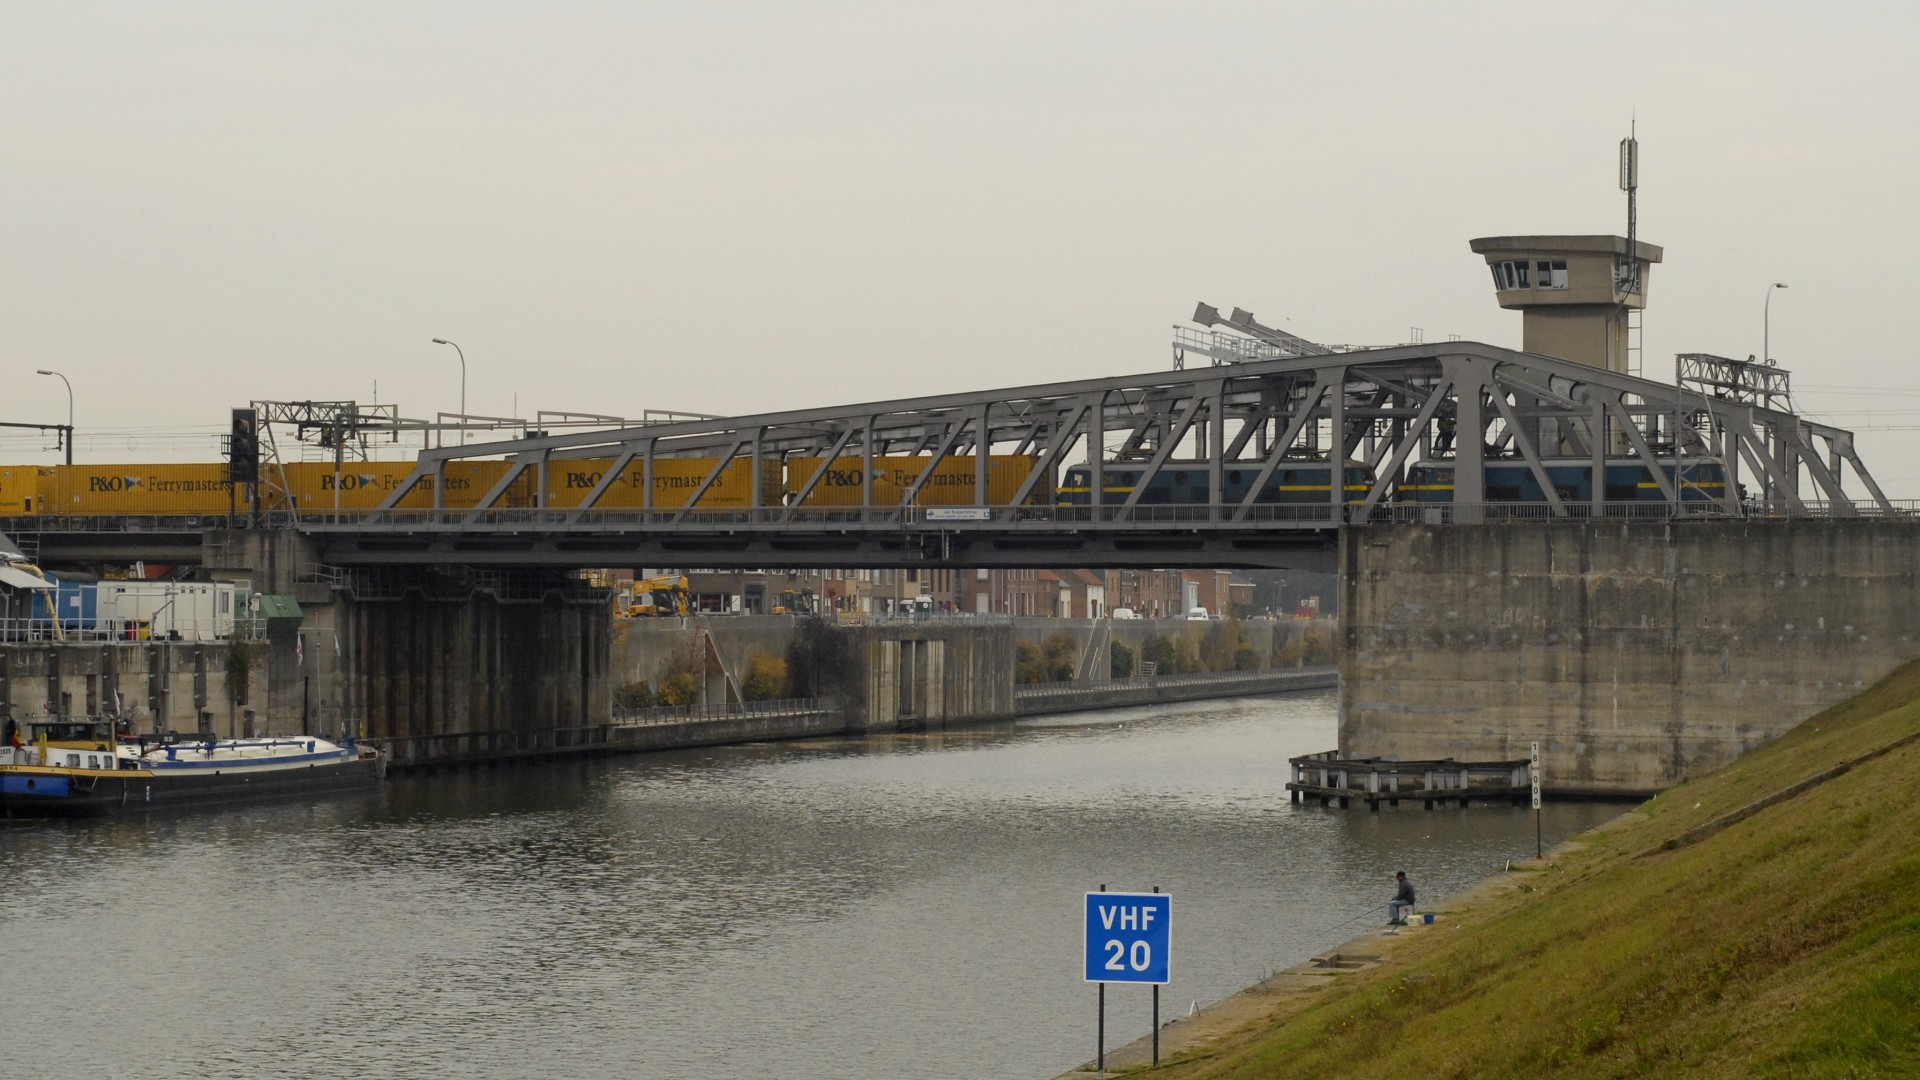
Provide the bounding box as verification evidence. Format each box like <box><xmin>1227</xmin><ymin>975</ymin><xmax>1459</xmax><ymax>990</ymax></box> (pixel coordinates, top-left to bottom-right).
<box><xmin>1342</xmin><ymin>519</ymin><xmax>1920</xmax><ymax>795</ymax></box>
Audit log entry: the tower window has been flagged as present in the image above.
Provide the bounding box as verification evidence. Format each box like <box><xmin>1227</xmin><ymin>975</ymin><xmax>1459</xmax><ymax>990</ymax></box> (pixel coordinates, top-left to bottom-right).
<box><xmin>1535</xmin><ymin>259</ymin><xmax>1569</xmax><ymax>288</ymax></box>
<box><xmin>1491</xmin><ymin>261</ymin><xmax>1532</xmax><ymax>290</ymax></box>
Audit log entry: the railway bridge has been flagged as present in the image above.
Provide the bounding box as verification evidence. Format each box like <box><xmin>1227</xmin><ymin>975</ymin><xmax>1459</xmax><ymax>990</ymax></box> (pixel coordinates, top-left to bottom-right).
<box><xmin>268</xmin><ymin>338</ymin><xmax>1888</xmax><ymax>570</ymax></box>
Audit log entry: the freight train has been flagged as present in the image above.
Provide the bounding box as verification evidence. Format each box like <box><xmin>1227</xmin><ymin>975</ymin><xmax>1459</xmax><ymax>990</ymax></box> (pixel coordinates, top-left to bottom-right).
<box><xmin>0</xmin><ymin>453</ymin><xmax>1729</xmax><ymax>519</ymax></box>
<box><xmin>1055</xmin><ymin>461</ymin><xmax>1374</xmax><ymax>505</ymax></box>
<box><xmin>0</xmin><ymin>455</ymin><xmax>1052</xmax><ymax>517</ymax></box>
<box><xmin>1401</xmin><ymin>459</ymin><xmax>1728</xmax><ymax>503</ymax></box>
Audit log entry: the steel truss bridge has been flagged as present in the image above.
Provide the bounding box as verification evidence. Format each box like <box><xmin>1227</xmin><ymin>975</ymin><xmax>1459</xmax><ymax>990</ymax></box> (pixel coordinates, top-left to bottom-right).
<box><xmin>282</xmin><ymin>340</ymin><xmax>1890</xmax><ymax>570</ymax></box>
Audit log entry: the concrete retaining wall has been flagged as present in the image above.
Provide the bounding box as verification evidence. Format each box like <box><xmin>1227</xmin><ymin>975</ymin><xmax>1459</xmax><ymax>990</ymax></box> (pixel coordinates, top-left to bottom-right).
<box><xmin>610</xmin><ymin>709</ymin><xmax>846</xmax><ymax>752</ymax></box>
<box><xmin>1015</xmin><ymin>667</ymin><xmax>1338</xmax><ymax>716</ymax></box>
<box><xmin>1342</xmin><ymin>519</ymin><xmax>1920</xmax><ymax>795</ymax></box>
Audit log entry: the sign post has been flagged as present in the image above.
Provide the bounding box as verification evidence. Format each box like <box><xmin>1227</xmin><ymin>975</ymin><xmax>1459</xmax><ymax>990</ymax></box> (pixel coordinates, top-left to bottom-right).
<box><xmin>1530</xmin><ymin>741</ymin><xmax>1543</xmax><ymax>859</ymax></box>
<box><xmin>1085</xmin><ymin>887</ymin><xmax>1172</xmax><ymax>1073</ymax></box>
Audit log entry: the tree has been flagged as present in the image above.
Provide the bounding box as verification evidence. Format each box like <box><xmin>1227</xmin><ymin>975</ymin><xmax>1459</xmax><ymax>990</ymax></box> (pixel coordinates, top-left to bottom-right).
<box><xmin>1141</xmin><ymin>634</ymin><xmax>1176</xmax><ymax>676</ymax></box>
<box><xmin>1109</xmin><ymin>640</ymin><xmax>1136</xmax><ymax>678</ymax></box>
<box><xmin>784</xmin><ymin>617</ymin><xmax>859</xmax><ymax>700</ymax></box>
<box><xmin>1014</xmin><ymin>641</ymin><xmax>1049</xmax><ymax>684</ymax></box>
<box><xmin>1042</xmin><ymin>630</ymin><xmax>1079</xmax><ymax>682</ymax></box>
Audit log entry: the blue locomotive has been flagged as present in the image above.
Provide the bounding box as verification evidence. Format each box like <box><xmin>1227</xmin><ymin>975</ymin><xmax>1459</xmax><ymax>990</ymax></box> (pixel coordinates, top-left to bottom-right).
<box><xmin>1057</xmin><ymin>461</ymin><xmax>1373</xmax><ymax>506</ymax></box>
<box><xmin>1401</xmin><ymin>459</ymin><xmax>1727</xmax><ymax>503</ymax></box>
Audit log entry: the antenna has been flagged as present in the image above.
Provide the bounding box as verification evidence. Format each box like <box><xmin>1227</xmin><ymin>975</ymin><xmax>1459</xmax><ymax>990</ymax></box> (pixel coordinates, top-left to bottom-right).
<box><xmin>1618</xmin><ymin>121</ymin><xmax>1640</xmax><ymax>295</ymax></box>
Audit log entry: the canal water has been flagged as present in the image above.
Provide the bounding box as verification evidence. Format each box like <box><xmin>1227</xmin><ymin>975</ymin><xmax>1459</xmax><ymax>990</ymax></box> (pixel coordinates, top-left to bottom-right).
<box><xmin>1</xmin><ymin>690</ymin><xmax>1623</xmax><ymax>1079</ymax></box>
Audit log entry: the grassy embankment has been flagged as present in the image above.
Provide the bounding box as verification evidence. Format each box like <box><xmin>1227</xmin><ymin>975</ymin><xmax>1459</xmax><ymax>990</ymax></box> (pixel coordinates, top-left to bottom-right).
<box><xmin>1151</xmin><ymin>661</ymin><xmax>1920</xmax><ymax>1079</ymax></box>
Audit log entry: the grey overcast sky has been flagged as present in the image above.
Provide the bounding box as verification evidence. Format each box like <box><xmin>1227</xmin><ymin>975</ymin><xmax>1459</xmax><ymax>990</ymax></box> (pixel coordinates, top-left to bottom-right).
<box><xmin>5</xmin><ymin>2</ymin><xmax>1919</xmax><ymax>488</ymax></box>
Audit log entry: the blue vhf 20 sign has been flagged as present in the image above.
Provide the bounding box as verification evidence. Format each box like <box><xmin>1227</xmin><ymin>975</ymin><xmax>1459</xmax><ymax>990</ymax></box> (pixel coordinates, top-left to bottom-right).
<box><xmin>1083</xmin><ymin>892</ymin><xmax>1172</xmax><ymax>985</ymax></box>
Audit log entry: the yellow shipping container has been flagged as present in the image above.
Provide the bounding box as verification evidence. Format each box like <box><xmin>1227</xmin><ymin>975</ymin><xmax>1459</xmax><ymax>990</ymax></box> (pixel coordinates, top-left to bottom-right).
<box><xmin>0</xmin><ymin>466</ymin><xmax>53</xmax><ymax>515</ymax></box>
<box><xmin>540</xmin><ymin>457</ymin><xmax>782</xmax><ymax>509</ymax></box>
<box><xmin>786</xmin><ymin>455</ymin><xmax>1043</xmax><ymax>506</ymax></box>
<box><xmin>279</xmin><ymin>461</ymin><xmax>513</xmax><ymax>511</ymax></box>
<box><xmin>44</xmin><ymin>464</ymin><xmax>240</xmax><ymax>515</ymax></box>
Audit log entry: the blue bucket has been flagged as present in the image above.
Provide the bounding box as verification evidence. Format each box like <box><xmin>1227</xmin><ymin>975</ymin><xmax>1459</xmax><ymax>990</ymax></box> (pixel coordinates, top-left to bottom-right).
<box><xmin>1422</xmin><ymin>913</ymin><xmax>1434</xmax><ymax>925</ymax></box>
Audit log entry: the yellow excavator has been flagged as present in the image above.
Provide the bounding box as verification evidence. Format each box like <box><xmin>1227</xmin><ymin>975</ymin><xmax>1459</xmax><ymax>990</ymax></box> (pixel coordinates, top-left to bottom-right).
<box><xmin>622</xmin><ymin>575</ymin><xmax>691</xmax><ymax>618</ymax></box>
<box><xmin>771</xmin><ymin>588</ymin><xmax>816</xmax><ymax>616</ymax></box>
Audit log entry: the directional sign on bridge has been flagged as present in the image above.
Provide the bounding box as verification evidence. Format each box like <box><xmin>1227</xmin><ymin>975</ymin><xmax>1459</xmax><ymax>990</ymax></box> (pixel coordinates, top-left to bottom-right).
<box><xmin>1083</xmin><ymin>891</ymin><xmax>1171</xmax><ymax>985</ymax></box>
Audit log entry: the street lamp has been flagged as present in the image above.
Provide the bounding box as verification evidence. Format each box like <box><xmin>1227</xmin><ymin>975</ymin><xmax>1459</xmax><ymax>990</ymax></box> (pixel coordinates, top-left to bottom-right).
<box><xmin>35</xmin><ymin>369</ymin><xmax>73</xmax><ymax>464</ymax></box>
<box><xmin>1763</xmin><ymin>283</ymin><xmax>1788</xmax><ymax>366</ymax></box>
<box><xmin>431</xmin><ymin>338</ymin><xmax>466</xmax><ymax>445</ymax></box>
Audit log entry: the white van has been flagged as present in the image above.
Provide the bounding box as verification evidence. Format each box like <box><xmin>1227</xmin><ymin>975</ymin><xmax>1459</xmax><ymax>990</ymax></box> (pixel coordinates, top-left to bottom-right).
<box><xmin>1185</xmin><ymin>607</ymin><xmax>1210</xmax><ymax>621</ymax></box>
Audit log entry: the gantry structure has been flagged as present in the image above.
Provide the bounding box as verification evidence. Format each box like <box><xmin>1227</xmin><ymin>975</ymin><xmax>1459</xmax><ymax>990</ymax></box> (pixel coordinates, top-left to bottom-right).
<box><xmin>296</xmin><ymin>337</ymin><xmax>1893</xmax><ymax>570</ymax></box>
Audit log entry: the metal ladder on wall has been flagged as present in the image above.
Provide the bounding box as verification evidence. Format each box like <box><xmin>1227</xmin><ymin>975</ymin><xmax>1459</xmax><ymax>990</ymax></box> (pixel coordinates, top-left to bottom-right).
<box><xmin>1626</xmin><ymin>307</ymin><xmax>1644</xmax><ymax>380</ymax></box>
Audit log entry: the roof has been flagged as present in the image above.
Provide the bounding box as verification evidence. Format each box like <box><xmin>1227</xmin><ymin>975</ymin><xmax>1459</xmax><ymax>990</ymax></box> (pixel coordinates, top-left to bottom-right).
<box><xmin>0</xmin><ymin>566</ymin><xmax>54</xmax><ymax>590</ymax></box>
<box><xmin>254</xmin><ymin>594</ymin><xmax>304</xmax><ymax>633</ymax></box>
<box><xmin>1468</xmin><ymin>234</ymin><xmax>1664</xmax><ymax>262</ymax></box>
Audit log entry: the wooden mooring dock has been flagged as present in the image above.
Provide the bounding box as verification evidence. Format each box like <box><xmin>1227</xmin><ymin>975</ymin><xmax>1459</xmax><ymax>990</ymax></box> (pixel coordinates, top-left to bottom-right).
<box><xmin>1287</xmin><ymin>751</ymin><xmax>1532</xmax><ymax>810</ymax></box>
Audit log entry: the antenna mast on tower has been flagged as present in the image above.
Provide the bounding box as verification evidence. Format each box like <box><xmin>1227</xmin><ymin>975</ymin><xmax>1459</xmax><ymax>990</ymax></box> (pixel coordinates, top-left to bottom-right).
<box><xmin>1619</xmin><ymin>123</ymin><xmax>1643</xmax><ymax>377</ymax></box>
<box><xmin>1618</xmin><ymin>122</ymin><xmax>1641</xmax><ymax>294</ymax></box>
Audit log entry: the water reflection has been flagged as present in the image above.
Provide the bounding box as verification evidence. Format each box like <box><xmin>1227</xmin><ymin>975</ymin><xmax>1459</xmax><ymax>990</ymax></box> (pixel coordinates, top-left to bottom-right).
<box><xmin>0</xmin><ymin>690</ymin><xmax>1625</xmax><ymax>1079</ymax></box>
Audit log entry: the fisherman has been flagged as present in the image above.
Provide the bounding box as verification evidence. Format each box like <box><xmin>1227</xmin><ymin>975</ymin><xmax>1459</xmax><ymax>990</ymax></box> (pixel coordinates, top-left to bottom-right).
<box><xmin>1388</xmin><ymin>870</ymin><xmax>1416</xmax><ymax>926</ymax></box>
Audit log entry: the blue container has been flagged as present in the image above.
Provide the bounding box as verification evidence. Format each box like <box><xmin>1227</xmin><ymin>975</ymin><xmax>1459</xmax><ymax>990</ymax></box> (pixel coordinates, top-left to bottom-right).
<box><xmin>47</xmin><ymin>576</ymin><xmax>99</xmax><ymax>631</ymax></box>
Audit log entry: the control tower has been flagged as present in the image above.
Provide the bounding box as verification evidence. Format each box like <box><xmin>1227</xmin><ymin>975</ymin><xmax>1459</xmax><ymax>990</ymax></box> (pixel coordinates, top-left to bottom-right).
<box><xmin>1468</xmin><ymin>234</ymin><xmax>1662</xmax><ymax>373</ymax></box>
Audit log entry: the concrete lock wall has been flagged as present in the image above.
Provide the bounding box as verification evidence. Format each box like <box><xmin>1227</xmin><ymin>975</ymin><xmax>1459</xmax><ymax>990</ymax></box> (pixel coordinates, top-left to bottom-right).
<box><xmin>1342</xmin><ymin>520</ymin><xmax>1920</xmax><ymax>795</ymax></box>
<box><xmin>609</xmin><ymin>615</ymin><xmax>798</xmax><ymax>700</ymax></box>
<box><xmin>1006</xmin><ymin>616</ymin><xmax>1336</xmax><ymax>679</ymax></box>
<box><xmin>861</xmin><ymin>623</ymin><xmax>1017</xmax><ymax>730</ymax></box>
<box><xmin>611</xmin><ymin>617</ymin><xmax>1019</xmax><ymax>731</ymax></box>
<box><xmin>345</xmin><ymin>593</ymin><xmax>609</xmax><ymax>749</ymax></box>
<box><xmin>0</xmin><ymin>641</ymin><xmax>270</xmax><ymax>737</ymax></box>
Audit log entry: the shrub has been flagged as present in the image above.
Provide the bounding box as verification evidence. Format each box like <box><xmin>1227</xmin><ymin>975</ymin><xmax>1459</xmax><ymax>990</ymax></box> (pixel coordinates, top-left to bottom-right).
<box><xmin>1276</xmin><ymin>626</ymin><xmax>1306</xmax><ymax>667</ymax></box>
<box><xmin>224</xmin><ymin>641</ymin><xmax>259</xmax><ymax>705</ymax></box>
<box><xmin>1199</xmin><ymin>617</ymin><xmax>1251</xmax><ymax>673</ymax></box>
<box><xmin>1302</xmin><ymin>629</ymin><xmax>1333</xmax><ymax>665</ymax></box>
<box><xmin>742</xmin><ymin>651</ymin><xmax>788</xmax><ymax>701</ymax></box>
<box><xmin>613</xmin><ymin>680</ymin><xmax>655</xmax><ymax>710</ymax></box>
<box><xmin>1171</xmin><ymin>632</ymin><xmax>1201</xmax><ymax>674</ymax></box>
<box><xmin>1110</xmin><ymin>640</ymin><xmax>1136</xmax><ymax>679</ymax></box>
<box><xmin>656</xmin><ymin>671</ymin><xmax>699</xmax><ymax>706</ymax></box>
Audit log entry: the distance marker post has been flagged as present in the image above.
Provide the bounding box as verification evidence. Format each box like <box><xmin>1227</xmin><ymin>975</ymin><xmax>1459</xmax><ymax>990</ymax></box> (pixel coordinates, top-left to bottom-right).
<box><xmin>1531</xmin><ymin>741</ymin><xmax>1543</xmax><ymax>859</ymax></box>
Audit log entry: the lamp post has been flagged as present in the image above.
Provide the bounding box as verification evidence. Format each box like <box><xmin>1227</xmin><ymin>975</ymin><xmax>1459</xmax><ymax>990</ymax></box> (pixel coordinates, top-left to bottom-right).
<box><xmin>35</xmin><ymin>369</ymin><xmax>73</xmax><ymax>464</ymax></box>
<box><xmin>431</xmin><ymin>339</ymin><xmax>466</xmax><ymax>445</ymax></box>
<box><xmin>1763</xmin><ymin>283</ymin><xmax>1788</xmax><ymax>366</ymax></box>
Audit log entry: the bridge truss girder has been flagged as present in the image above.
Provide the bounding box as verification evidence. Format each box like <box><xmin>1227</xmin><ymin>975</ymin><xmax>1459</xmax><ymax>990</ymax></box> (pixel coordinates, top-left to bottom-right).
<box><xmin>298</xmin><ymin>341</ymin><xmax>1891</xmax><ymax>569</ymax></box>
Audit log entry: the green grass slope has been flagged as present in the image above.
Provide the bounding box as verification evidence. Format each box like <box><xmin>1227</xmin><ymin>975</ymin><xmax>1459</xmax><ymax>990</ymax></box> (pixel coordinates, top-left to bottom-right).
<box><xmin>1158</xmin><ymin>662</ymin><xmax>1920</xmax><ymax>1079</ymax></box>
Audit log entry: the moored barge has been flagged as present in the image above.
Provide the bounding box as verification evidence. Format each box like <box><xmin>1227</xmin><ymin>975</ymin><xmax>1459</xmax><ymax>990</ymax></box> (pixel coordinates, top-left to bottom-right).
<box><xmin>2</xmin><ymin>719</ymin><xmax>384</xmax><ymax>818</ymax></box>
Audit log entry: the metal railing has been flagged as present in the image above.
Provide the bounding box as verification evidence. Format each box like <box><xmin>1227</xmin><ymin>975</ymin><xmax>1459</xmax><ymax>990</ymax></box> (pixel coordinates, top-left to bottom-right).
<box><xmin>1014</xmin><ymin>666</ymin><xmax>1336</xmax><ymax>699</ymax></box>
<box><xmin>611</xmin><ymin>697</ymin><xmax>829</xmax><ymax>727</ymax></box>
<box><xmin>7</xmin><ymin>498</ymin><xmax>1915</xmax><ymax>539</ymax></box>
<box><xmin>0</xmin><ymin>616</ymin><xmax>263</xmax><ymax>644</ymax></box>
